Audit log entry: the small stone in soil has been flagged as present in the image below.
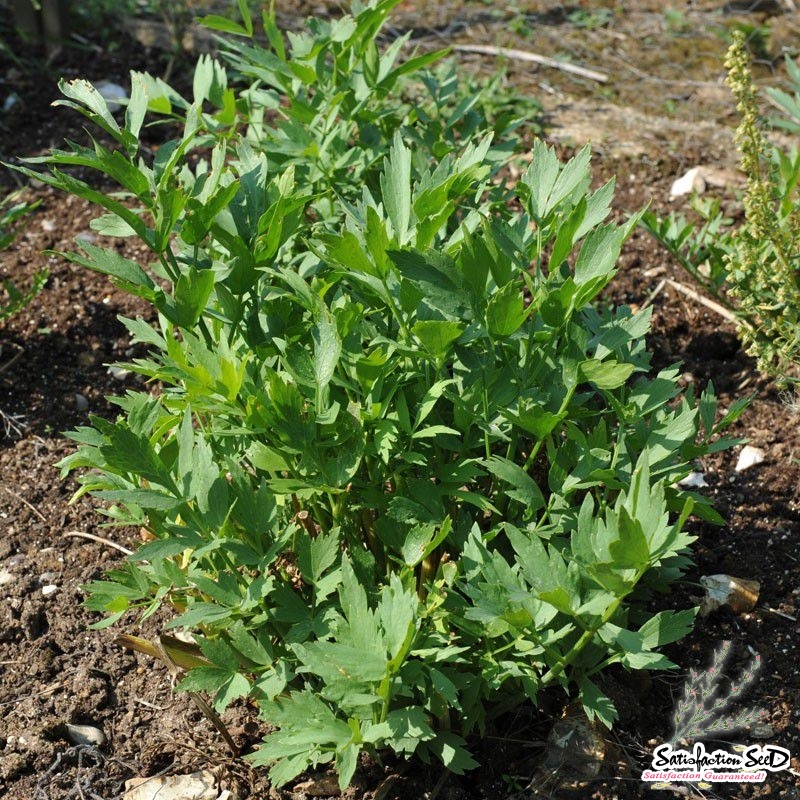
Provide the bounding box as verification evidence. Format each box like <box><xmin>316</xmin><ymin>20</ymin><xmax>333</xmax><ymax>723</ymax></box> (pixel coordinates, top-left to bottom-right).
<box><xmin>750</xmin><ymin>723</ymin><xmax>775</xmax><ymax>739</ymax></box>
<box><xmin>123</xmin><ymin>770</ymin><xmax>218</xmax><ymax>800</ymax></box>
<box><xmin>678</xmin><ymin>471</ymin><xmax>708</xmax><ymax>488</ymax></box>
<box><xmin>736</xmin><ymin>445</ymin><xmax>766</xmax><ymax>472</ymax></box>
<box><xmin>669</xmin><ymin>166</ymin><xmax>706</xmax><ymax>199</ymax></box>
<box><xmin>108</xmin><ymin>365</ymin><xmax>131</xmax><ymax>380</ymax></box>
<box><xmin>65</xmin><ymin>723</ymin><xmax>106</xmax><ymax>747</ymax></box>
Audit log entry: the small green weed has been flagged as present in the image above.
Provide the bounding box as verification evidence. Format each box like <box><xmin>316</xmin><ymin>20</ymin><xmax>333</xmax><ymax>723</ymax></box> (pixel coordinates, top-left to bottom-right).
<box><xmin>664</xmin><ymin>7</ymin><xmax>690</xmax><ymax>35</ymax></box>
<box><xmin>567</xmin><ymin>8</ymin><xmax>613</xmax><ymax>31</ymax></box>
<box><xmin>0</xmin><ymin>191</ymin><xmax>47</xmax><ymax>325</ymax></box>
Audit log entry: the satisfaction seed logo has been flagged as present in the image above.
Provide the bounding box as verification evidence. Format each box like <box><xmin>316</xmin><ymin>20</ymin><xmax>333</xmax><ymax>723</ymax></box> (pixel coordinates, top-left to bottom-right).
<box><xmin>642</xmin><ymin>640</ymin><xmax>791</xmax><ymax>786</ymax></box>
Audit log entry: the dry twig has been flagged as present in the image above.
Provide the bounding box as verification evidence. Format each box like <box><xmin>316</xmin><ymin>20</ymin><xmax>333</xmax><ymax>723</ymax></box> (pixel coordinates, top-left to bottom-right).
<box><xmin>63</xmin><ymin>530</ymin><xmax>134</xmax><ymax>556</ymax></box>
<box><xmin>641</xmin><ymin>278</ymin><xmax>667</xmax><ymax>310</ymax></box>
<box><xmin>2</xmin><ymin>485</ymin><xmax>47</xmax><ymax>521</ymax></box>
<box><xmin>665</xmin><ymin>279</ymin><xmax>738</xmax><ymax>323</ymax></box>
<box><xmin>0</xmin><ymin>341</ymin><xmax>24</xmax><ymax>376</ymax></box>
<box><xmin>453</xmin><ymin>44</ymin><xmax>608</xmax><ymax>84</ymax></box>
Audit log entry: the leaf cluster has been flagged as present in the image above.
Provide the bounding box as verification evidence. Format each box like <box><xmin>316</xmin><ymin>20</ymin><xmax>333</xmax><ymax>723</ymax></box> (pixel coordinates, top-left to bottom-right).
<box><xmin>18</xmin><ymin>0</ymin><xmax>741</xmax><ymax>788</ymax></box>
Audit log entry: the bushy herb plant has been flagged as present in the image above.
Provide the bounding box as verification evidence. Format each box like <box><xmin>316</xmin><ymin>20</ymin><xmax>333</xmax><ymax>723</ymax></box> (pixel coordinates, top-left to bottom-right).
<box><xmin>16</xmin><ymin>0</ymin><xmax>742</xmax><ymax>788</ymax></box>
<box><xmin>644</xmin><ymin>32</ymin><xmax>800</xmax><ymax>377</ymax></box>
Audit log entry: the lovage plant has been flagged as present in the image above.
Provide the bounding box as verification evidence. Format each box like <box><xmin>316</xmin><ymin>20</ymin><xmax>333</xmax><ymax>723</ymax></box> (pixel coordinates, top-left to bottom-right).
<box><xmin>16</xmin><ymin>0</ymin><xmax>742</xmax><ymax>789</ymax></box>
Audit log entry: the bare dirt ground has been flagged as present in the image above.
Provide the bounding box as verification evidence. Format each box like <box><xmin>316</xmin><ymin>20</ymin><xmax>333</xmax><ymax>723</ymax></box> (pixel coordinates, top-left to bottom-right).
<box><xmin>1</xmin><ymin>2</ymin><xmax>800</xmax><ymax>799</ymax></box>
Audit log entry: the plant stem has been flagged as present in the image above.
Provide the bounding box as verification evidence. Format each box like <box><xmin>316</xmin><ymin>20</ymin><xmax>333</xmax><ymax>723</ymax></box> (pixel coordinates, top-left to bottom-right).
<box><xmin>523</xmin><ymin>383</ymin><xmax>576</xmax><ymax>472</ymax></box>
<box><xmin>539</xmin><ymin>565</ymin><xmax>646</xmax><ymax>689</ymax></box>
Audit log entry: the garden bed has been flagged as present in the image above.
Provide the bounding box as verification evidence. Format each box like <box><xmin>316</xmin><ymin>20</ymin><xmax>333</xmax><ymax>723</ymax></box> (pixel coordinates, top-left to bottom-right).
<box><xmin>1</xmin><ymin>2</ymin><xmax>799</xmax><ymax>799</ymax></box>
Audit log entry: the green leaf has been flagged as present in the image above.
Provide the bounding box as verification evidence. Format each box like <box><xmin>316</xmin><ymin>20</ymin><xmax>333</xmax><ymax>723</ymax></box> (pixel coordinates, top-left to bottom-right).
<box><xmin>296</xmin><ymin>529</ymin><xmax>340</xmax><ymax>586</ymax></box>
<box><xmin>324</xmin><ymin>230</ymin><xmax>381</xmax><ymax>278</ymax></box>
<box><xmin>379</xmin><ymin>572</ymin><xmax>418</xmax><ymax>660</ymax></box>
<box><xmin>573</xmin><ymin>223</ymin><xmax>623</xmax><ymax>286</ymax></box>
<box><xmin>236</xmin><ymin>0</ymin><xmax>254</xmax><ymax>36</ymax></box>
<box><xmin>98</xmin><ymin>424</ymin><xmax>175</xmax><ymax>490</ymax></box>
<box><xmin>175</xmin><ymin>667</ymin><xmax>250</xmax><ymax>712</ymax></box>
<box><xmin>400</xmin><ymin>517</ymin><xmax>452</xmax><ymax>568</ymax></box>
<box><xmin>336</xmin><ymin>743</ymin><xmax>359</xmax><ymax>790</ymax></box>
<box><xmin>182</xmin><ymin>182</ymin><xmax>241</xmax><ymax>246</ymax></box>
<box><xmin>176</xmin><ymin>666</ymin><xmax>231</xmax><ymax>693</ymax></box>
<box><xmin>94</xmin><ymin>488</ymin><xmax>181</xmax><ymax>511</ymax></box>
<box><xmin>199</xmin><ymin>636</ymin><xmax>240</xmax><ymax>671</ymax></box>
<box><xmin>550</xmin><ymin>196</ymin><xmax>587</xmax><ymax>269</ymax></box>
<box><xmin>55</xmin><ymin>78</ymin><xmax>122</xmax><ymax>140</ymax></box>
<box><xmin>382</xmin><ymin>707</ymin><xmax>436</xmax><ymax>752</ymax></box>
<box><xmin>338</xmin><ymin>557</ymin><xmax>381</xmax><ymax>653</ymax></box>
<box><xmin>294</xmin><ymin>640</ymin><xmax>387</xmax><ymax>684</ymax></box>
<box><xmin>390</xmin><ymin>249</ymin><xmax>471</xmax><ymax>318</ymax></box>
<box><xmin>714</xmin><ymin>394</ymin><xmax>751</xmax><ymax>434</ymax></box>
<box><xmin>486</xmin><ymin>280</ymin><xmax>530</xmax><ymax>338</ymax></box>
<box><xmin>380</xmin><ymin>131</ymin><xmax>412</xmax><ymax>244</ymax></box>
<box><xmin>125</xmin><ymin>72</ymin><xmax>148</xmax><ymax>145</ymax></box>
<box><xmin>412</xmin><ymin>320</ymin><xmax>464</xmax><ymax>357</ymax></box>
<box><xmin>198</xmin><ymin>14</ymin><xmax>252</xmax><ymax>36</ymax></box>
<box><xmin>579</xmin><ymin>358</ymin><xmax>635</xmax><ymax>390</ymax></box>
<box><xmin>161</xmin><ymin>268</ymin><xmax>215</xmax><ymax>329</ymax></box>
<box><xmin>313</xmin><ymin>314</ymin><xmax>342</xmax><ymax>395</ymax></box>
<box><xmin>61</xmin><ymin>243</ymin><xmax>155</xmax><ymax>297</ymax></box>
<box><xmin>227</xmin><ymin>621</ymin><xmax>273</xmax><ymax>666</ymax></box>
<box><xmin>213</xmin><ymin>670</ymin><xmax>251</xmax><ymax>710</ymax></box>
<box><xmin>608</xmin><ymin>507</ymin><xmax>651</xmax><ymax>569</ymax></box>
<box><xmin>523</xmin><ymin>141</ymin><xmax>590</xmax><ymax>222</ymax></box>
<box><xmin>262</xmin><ymin>3</ymin><xmax>286</xmax><ymax>60</ymax></box>
<box><xmin>504</xmin><ymin>403</ymin><xmax>564</xmax><ymax>439</ymax></box>
<box><xmin>14</xmin><ymin>166</ymin><xmax>154</xmax><ymax>246</ymax></box>
<box><xmin>166</xmin><ymin>602</ymin><xmax>233</xmax><ymax>628</ymax></box>
<box><xmin>482</xmin><ymin>456</ymin><xmax>545</xmax><ymax>513</ymax></box>
<box><xmin>382</xmin><ymin>48</ymin><xmax>448</xmax><ymax>89</ymax></box>
<box><xmin>426</xmin><ymin>731</ymin><xmax>479</xmax><ymax>774</ymax></box>
<box><xmin>638</xmin><ymin>609</ymin><xmax>696</xmax><ymax>650</ymax></box>
<box><xmin>579</xmin><ymin>678</ymin><xmax>618</xmax><ymax>729</ymax></box>
<box><xmin>413</xmin><ymin>379</ymin><xmax>453</xmax><ymax>430</ymax></box>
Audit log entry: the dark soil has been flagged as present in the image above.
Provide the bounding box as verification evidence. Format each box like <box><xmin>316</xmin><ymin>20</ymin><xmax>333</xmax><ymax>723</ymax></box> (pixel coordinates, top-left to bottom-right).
<box><xmin>1</xmin><ymin>3</ymin><xmax>799</xmax><ymax>800</ymax></box>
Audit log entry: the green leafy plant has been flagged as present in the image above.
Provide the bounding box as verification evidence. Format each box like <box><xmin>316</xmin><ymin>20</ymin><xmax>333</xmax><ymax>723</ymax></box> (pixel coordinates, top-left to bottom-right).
<box><xmin>0</xmin><ymin>189</ymin><xmax>46</xmax><ymax>438</ymax></box>
<box><xmin>641</xmin><ymin>196</ymin><xmax>734</xmax><ymax>307</ymax></box>
<box><xmin>567</xmin><ymin>8</ymin><xmax>613</xmax><ymax>31</ymax></box>
<box><xmin>664</xmin><ymin>8</ymin><xmax>690</xmax><ymax>35</ymax></box>
<box><xmin>0</xmin><ymin>190</ymin><xmax>47</xmax><ymax>324</ymax></box>
<box><xmin>643</xmin><ymin>33</ymin><xmax>800</xmax><ymax>377</ymax></box>
<box><xmin>15</xmin><ymin>0</ymin><xmax>741</xmax><ymax>789</ymax></box>
<box><xmin>721</xmin><ymin>32</ymin><xmax>800</xmax><ymax>374</ymax></box>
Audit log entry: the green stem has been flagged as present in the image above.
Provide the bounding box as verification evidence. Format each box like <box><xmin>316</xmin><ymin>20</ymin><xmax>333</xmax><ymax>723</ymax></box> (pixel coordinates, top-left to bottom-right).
<box><xmin>539</xmin><ymin>565</ymin><xmax>647</xmax><ymax>689</ymax></box>
<box><xmin>376</xmin><ymin>618</ymin><xmax>417</xmax><ymax>723</ymax></box>
<box><xmin>504</xmin><ymin>429</ymin><xmax>520</xmax><ymax>463</ymax></box>
<box><xmin>159</xmin><ymin>251</ymin><xmax>180</xmax><ymax>283</ymax></box>
<box><xmin>308</xmin><ymin>498</ymin><xmax>330</xmax><ymax>534</ymax></box>
<box><xmin>379</xmin><ymin>275</ymin><xmax>411</xmax><ymax>341</ymax></box>
<box><xmin>523</xmin><ymin>383</ymin><xmax>576</xmax><ymax>472</ymax></box>
<box><xmin>482</xmin><ymin>384</ymin><xmax>492</xmax><ymax>461</ymax></box>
